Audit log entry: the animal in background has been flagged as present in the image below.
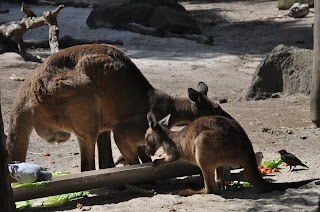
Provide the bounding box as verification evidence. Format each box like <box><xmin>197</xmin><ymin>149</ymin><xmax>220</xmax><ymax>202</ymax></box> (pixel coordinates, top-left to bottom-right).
<box><xmin>144</xmin><ymin>112</ymin><xmax>317</xmax><ymax>196</ymax></box>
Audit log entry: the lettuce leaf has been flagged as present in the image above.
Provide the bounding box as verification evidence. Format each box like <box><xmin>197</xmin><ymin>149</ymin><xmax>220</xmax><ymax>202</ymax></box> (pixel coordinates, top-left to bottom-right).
<box><xmin>16</xmin><ymin>200</ymin><xmax>32</xmax><ymax>209</ymax></box>
<box><xmin>12</xmin><ymin>181</ymin><xmax>50</xmax><ymax>188</ymax></box>
<box><xmin>41</xmin><ymin>191</ymin><xmax>89</xmax><ymax>207</ymax></box>
<box><xmin>52</xmin><ymin>171</ymin><xmax>72</xmax><ymax>176</ymax></box>
<box><xmin>260</xmin><ymin>159</ymin><xmax>283</xmax><ymax>169</ymax></box>
<box><xmin>226</xmin><ymin>180</ymin><xmax>253</xmax><ymax>190</ymax></box>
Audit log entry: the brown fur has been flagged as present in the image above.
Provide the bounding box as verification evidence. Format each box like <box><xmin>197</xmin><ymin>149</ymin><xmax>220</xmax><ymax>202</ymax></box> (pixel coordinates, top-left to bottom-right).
<box><xmin>145</xmin><ymin>112</ymin><xmax>318</xmax><ymax>196</ymax></box>
<box><xmin>6</xmin><ymin>44</ymin><xmax>226</xmax><ymax>172</ymax></box>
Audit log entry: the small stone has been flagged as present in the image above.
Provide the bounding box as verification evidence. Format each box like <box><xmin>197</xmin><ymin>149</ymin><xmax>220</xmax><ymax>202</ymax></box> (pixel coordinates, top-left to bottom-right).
<box><xmin>288</xmin><ymin>3</ymin><xmax>309</xmax><ymax>18</ymax></box>
<box><xmin>271</xmin><ymin>93</ymin><xmax>280</xmax><ymax>98</ymax></box>
<box><xmin>286</xmin><ymin>130</ymin><xmax>293</xmax><ymax>134</ymax></box>
<box><xmin>219</xmin><ymin>98</ymin><xmax>228</xmax><ymax>104</ymax></box>
<box><xmin>77</xmin><ymin>203</ymin><xmax>91</xmax><ymax>211</ymax></box>
<box><xmin>10</xmin><ymin>74</ymin><xmax>25</xmax><ymax>81</ymax></box>
<box><xmin>300</xmin><ymin>135</ymin><xmax>307</xmax><ymax>139</ymax></box>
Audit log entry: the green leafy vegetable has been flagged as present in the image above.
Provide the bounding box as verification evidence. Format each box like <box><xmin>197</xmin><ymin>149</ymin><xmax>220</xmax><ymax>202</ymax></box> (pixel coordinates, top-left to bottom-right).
<box><xmin>41</xmin><ymin>191</ymin><xmax>89</xmax><ymax>207</ymax></box>
<box><xmin>260</xmin><ymin>159</ymin><xmax>283</xmax><ymax>169</ymax></box>
<box><xmin>16</xmin><ymin>200</ymin><xmax>32</xmax><ymax>209</ymax></box>
<box><xmin>12</xmin><ymin>181</ymin><xmax>50</xmax><ymax>188</ymax></box>
<box><xmin>15</xmin><ymin>192</ymin><xmax>89</xmax><ymax>209</ymax></box>
<box><xmin>226</xmin><ymin>181</ymin><xmax>253</xmax><ymax>190</ymax></box>
<box><xmin>52</xmin><ymin>171</ymin><xmax>72</xmax><ymax>176</ymax></box>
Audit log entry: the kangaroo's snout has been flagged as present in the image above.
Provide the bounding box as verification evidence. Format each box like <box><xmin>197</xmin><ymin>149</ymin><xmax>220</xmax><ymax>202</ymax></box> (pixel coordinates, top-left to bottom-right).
<box><xmin>144</xmin><ymin>142</ymin><xmax>156</xmax><ymax>157</ymax></box>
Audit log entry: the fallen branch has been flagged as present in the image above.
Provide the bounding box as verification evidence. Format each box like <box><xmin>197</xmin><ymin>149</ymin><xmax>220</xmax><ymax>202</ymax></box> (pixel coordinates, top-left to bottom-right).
<box><xmin>0</xmin><ymin>3</ymin><xmax>64</xmax><ymax>61</ymax></box>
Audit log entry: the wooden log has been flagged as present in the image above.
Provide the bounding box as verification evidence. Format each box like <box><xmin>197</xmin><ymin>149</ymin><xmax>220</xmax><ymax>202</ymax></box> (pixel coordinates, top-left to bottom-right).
<box><xmin>0</xmin><ymin>95</ymin><xmax>15</xmax><ymax>211</ymax></box>
<box><xmin>13</xmin><ymin>161</ymin><xmax>201</xmax><ymax>202</ymax></box>
<box><xmin>311</xmin><ymin>0</ymin><xmax>320</xmax><ymax>127</ymax></box>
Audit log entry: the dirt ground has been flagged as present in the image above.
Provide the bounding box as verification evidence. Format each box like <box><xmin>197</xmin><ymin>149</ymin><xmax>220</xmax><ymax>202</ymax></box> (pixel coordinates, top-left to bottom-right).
<box><xmin>0</xmin><ymin>0</ymin><xmax>320</xmax><ymax>211</ymax></box>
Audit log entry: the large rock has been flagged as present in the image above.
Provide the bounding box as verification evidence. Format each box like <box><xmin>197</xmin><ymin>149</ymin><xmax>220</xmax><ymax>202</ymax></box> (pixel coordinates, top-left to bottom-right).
<box><xmin>246</xmin><ymin>45</ymin><xmax>313</xmax><ymax>100</ymax></box>
<box><xmin>278</xmin><ymin>0</ymin><xmax>314</xmax><ymax>10</ymax></box>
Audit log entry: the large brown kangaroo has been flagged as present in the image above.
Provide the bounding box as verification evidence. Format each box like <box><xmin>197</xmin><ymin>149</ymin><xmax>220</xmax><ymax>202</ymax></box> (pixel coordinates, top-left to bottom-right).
<box><xmin>6</xmin><ymin>44</ymin><xmax>228</xmax><ymax>172</ymax></box>
<box><xmin>144</xmin><ymin>112</ymin><xmax>318</xmax><ymax>196</ymax></box>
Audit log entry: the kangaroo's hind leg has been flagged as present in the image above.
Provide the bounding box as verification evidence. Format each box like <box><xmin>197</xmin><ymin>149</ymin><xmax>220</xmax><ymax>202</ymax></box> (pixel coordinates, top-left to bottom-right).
<box><xmin>174</xmin><ymin>164</ymin><xmax>219</xmax><ymax>196</ymax></box>
<box><xmin>97</xmin><ymin>130</ymin><xmax>115</xmax><ymax>169</ymax></box>
<box><xmin>215</xmin><ymin>166</ymin><xmax>224</xmax><ymax>190</ymax></box>
<box><xmin>71</xmin><ymin>99</ymin><xmax>101</xmax><ymax>171</ymax></box>
<box><xmin>77</xmin><ymin>133</ymin><xmax>98</xmax><ymax>171</ymax></box>
<box><xmin>201</xmin><ymin>164</ymin><xmax>220</xmax><ymax>194</ymax></box>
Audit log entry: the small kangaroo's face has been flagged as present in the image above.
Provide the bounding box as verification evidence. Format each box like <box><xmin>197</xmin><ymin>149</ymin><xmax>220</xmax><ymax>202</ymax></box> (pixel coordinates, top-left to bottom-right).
<box><xmin>145</xmin><ymin>128</ymin><xmax>160</xmax><ymax>157</ymax></box>
<box><xmin>145</xmin><ymin>112</ymin><xmax>170</xmax><ymax>157</ymax></box>
<box><xmin>145</xmin><ymin>113</ymin><xmax>180</xmax><ymax>164</ymax></box>
<box><xmin>145</xmin><ymin>139</ymin><xmax>156</xmax><ymax>157</ymax></box>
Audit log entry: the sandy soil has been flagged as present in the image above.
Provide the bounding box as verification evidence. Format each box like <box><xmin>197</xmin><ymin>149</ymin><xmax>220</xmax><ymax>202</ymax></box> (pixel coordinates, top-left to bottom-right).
<box><xmin>0</xmin><ymin>0</ymin><xmax>319</xmax><ymax>211</ymax></box>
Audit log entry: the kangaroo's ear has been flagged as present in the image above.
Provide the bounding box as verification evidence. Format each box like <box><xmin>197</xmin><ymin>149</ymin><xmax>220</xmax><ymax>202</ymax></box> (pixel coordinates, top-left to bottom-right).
<box><xmin>197</xmin><ymin>82</ymin><xmax>208</xmax><ymax>96</ymax></box>
<box><xmin>188</xmin><ymin>88</ymin><xmax>202</xmax><ymax>104</ymax></box>
<box><xmin>158</xmin><ymin>114</ymin><xmax>171</xmax><ymax>127</ymax></box>
<box><xmin>147</xmin><ymin>111</ymin><xmax>157</xmax><ymax>129</ymax></box>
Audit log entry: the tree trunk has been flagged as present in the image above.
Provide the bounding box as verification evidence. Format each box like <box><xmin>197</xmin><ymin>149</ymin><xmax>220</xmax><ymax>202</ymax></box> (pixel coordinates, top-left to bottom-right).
<box><xmin>311</xmin><ymin>0</ymin><xmax>320</xmax><ymax>127</ymax></box>
<box><xmin>0</xmin><ymin>96</ymin><xmax>15</xmax><ymax>211</ymax></box>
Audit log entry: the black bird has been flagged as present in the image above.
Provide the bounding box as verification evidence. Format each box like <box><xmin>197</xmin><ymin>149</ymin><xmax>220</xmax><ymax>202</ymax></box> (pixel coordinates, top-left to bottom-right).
<box><xmin>278</xmin><ymin>149</ymin><xmax>309</xmax><ymax>172</ymax></box>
